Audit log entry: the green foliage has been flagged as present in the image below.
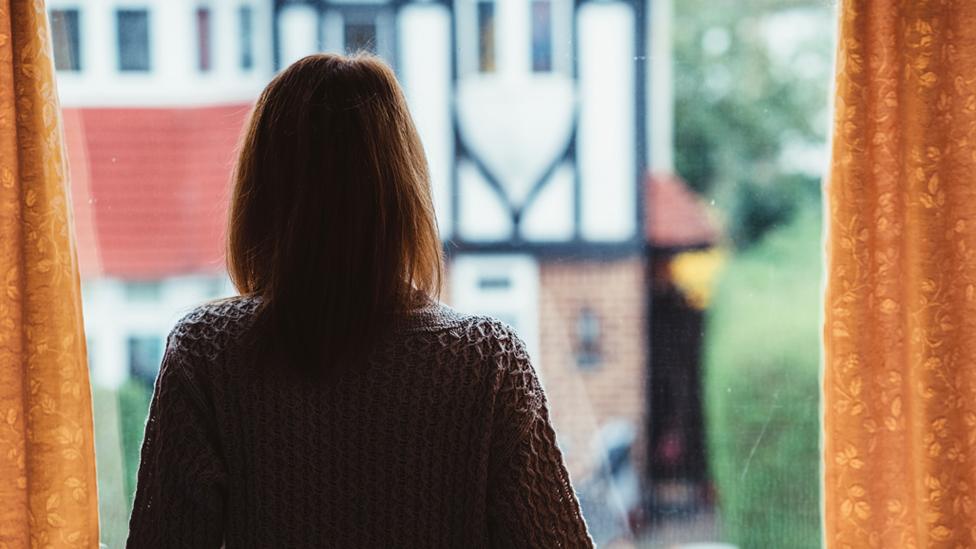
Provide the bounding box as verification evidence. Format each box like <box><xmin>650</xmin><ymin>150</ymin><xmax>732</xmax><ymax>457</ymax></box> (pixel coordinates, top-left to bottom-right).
<box><xmin>704</xmin><ymin>209</ymin><xmax>823</xmax><ymax>548</ymax></box>
<box><xmin>726</xmin><ymin>172</ymin><xmax>821</xmax><ymax>247</ymax></box>
<box><xmin>673</xmin><ymin>0</ymin><xmax>833</xmax><ymax>248</ymax></box>
<box><xmin>118</xmin><ymin>378</ymin><xmax>153</xmax><ymax>505</ymax></box>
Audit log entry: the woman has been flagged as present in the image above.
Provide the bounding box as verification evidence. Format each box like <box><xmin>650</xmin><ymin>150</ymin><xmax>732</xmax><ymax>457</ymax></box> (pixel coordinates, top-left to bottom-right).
<box><xmin>126</xmin><ymin>53</ymin><xmax>592</xmax><ymax>548</ymax></box>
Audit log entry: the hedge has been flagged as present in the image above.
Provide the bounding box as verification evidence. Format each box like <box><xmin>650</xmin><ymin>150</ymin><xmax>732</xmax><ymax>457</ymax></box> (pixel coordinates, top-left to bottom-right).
<box><xmin>703</xmin><ymin>210</ymin><xmax>822</xmax><ymax>548</ymax></box>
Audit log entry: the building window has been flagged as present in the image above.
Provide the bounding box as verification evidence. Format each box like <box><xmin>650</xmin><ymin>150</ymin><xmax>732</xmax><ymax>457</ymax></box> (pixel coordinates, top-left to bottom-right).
<box><xmin>477</xmin><ymin>274</ymin><xmax>512</xmax><ymax>290</ymax></box>
<box><xmin>531</xmin><ymin>0</ymin><xmax>553</xmax><ymax>72</ymax></box>
<box><xmin>50</xmin><ymin>9</ymin><xmax>81</xmax><ymax>71</ymax></box>
<box><xmin>239</xmin><ymin>5</ymin><xmax>254</xmax><ymax>70</ymax></box>
<box><xmin>196</xmin><ymin>7</ymin><xmax>212</xmax><ymax>72</ymax></box>
<box><xmin>476</xmin><ymin>1</ymin><xmax>496</xmax><ymax>73</ymax></box>
<box><xmin>575</xmin><ymin>307</ymin><xmax>602</xmax><ymax>368</ymax></box>
<box><xmin>128</xmin><ymin>336</ymin><xmax>164</xmax><ymax>384</ymax></box>
<box><xmin>117</xmin><ymin>9</ymin><xmax>151</xmax><ymax>72</ymax></box>
<box><xmin>123</xmin><ymin>281</ymin><xmax>162</xmax><ymax>301</ymax></box>
<box><xmin>345</xmin><ymin>21</ymin><xmax>377</xmax><ymax>54</ymax></box>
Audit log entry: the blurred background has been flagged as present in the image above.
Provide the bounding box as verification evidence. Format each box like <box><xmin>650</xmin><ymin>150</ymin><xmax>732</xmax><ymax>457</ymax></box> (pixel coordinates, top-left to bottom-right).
<box><xmin>48</xmin><ymin>0</ymin><xmax>834</xmax><ymax>546</ymax></box>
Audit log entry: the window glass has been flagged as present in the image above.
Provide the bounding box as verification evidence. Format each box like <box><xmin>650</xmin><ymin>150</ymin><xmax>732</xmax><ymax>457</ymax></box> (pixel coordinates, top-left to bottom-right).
<box><xmin>239</xmin><ymin>5</ymin><xmax>254</xmax><ymax>70</ymax></box>
<box><xmin>127</xmin><ymin>335</ymin><xmax>164</xmax><ymax>384</ymax></box>
<box><xmin>58</xmin><ymin>1</ymin><xmax>835</xmax><ymax>545</ymax></box>
<box><xmin>345</xmin><ymin>21</ymin><xmax>377</xmax><ymax>53</ymax></box>
<box><xmin>50</xmin><ymin>8</ymin><xmax>81</xmax><ymax>71</ymax></box>
<box><xmin>123</xmin><ymin>281</ymin><xmax>162</xmax><ymax>301</ymax></box>
<box><xmin>197</xmin><ymin>7</ymin><xmax>213</xmax><ymax>72</ymax></box>
<box><xmin>117</xmin><ymin>9</ymin><xmax>151</xmax><ymax>72</ymax></box>
<box><xmin>531</xmin><ymin>0</ymin><xmax>553</xmax><ymax>72</ymax></box>
<box><xmin>476</xmin><ymin>1</ymin><xmax>496</xmax><ymax>73</ymax></box>
<box><xmin>574</xmin><ymin>307</ymin><xmax>601</xmax><ymax>368</ymax></box>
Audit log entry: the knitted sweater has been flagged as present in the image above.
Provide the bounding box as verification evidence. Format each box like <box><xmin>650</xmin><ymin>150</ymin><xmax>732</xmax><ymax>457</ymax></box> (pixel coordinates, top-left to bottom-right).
<box><xmin>126</xmin><ymin>296</ymin><xmax>593</xmax><ymax>548</ymax></box>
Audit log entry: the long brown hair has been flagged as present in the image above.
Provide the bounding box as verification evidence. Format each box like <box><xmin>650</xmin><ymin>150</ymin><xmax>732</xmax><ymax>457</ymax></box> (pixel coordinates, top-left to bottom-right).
<box><xmin>227</xmin><ymin>53</ymin><xmax>443</xmax><ymax>371</ymax></box>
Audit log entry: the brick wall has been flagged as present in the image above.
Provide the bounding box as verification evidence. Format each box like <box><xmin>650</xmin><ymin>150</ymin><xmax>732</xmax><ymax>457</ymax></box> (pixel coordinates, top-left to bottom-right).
<box><xmin>536</xmin><ymin>257</ymin><xmax>648</xmax><ymax>480</ymax></box>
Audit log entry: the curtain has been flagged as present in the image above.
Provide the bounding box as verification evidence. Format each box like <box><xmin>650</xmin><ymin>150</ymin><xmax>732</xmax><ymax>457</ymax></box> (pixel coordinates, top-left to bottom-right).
<box><xmin>0</xmin><ymin>1</ymin><xmax>99</xmax><ymax>547</ymax></box>
<box><xmin>825</xmin><ymin>1</ymin><xmax>976</xmax><ymax>547</ymax></box>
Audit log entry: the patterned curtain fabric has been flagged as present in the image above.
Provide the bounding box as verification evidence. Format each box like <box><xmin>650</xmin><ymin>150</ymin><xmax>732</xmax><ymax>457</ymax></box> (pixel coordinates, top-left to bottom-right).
<box><xmin>0</xmin><ymin>1</ymin><xmax>99</xmax><ymax>546</ymax></box>
<box><xmin>825</xmin><ymin>1</ymin><xmax>976</xmax><ymax>547</ymax></box>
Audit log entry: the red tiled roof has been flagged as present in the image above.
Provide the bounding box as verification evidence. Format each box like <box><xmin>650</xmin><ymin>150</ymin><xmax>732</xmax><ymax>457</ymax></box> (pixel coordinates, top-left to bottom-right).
<box><xmin>645</xmin><ymin>172</ymin><xmax>718</xmax><ymax>249</ymax></box>
<box><xmin>65</xmin><ymin>105</ymin><xmax>251</xmax><ymax>279</ymax></box>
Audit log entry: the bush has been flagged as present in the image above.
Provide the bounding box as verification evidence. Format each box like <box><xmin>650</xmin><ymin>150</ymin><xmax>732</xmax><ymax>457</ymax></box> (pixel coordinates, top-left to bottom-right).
<box><xmin>723</xmin><ymin>173</ymin><xmax>821</xmax><ymax>249</ymax></box>
<box><xmin>704</xmin><ymin>209</ymin><xmax>822</xmax><ymax>548</ymax></box>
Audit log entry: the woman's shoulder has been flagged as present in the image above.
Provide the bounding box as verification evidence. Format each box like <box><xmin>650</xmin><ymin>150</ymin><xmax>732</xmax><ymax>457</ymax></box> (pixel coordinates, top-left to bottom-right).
<box><xmin>166</xmin><ymin>294</ymin><xmax>262</xmax><ymax>360</ymax></box>
<box><xmin>399</xmin><ymin>301</ymin><xmax>529</xmax><ymax>363</ymax></box>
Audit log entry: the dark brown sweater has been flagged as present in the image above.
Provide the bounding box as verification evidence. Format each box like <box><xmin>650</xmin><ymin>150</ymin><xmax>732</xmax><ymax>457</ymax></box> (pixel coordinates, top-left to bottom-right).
<box><xmin>126</xmin><ymin>296</ymin><xmax>593</xmax><ymax>548</ymax></box>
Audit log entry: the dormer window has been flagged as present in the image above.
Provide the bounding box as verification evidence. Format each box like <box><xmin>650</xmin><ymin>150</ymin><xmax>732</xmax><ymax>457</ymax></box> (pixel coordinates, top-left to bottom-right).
<box><xmin>50</xmin><ymin>8</ymin><xmax>81</xmax><ymax>72</ymax></box>
<box><xmin>117</xmin><ymin>9</ymin><xmax>151</xmax><ymax>72</ymax></box>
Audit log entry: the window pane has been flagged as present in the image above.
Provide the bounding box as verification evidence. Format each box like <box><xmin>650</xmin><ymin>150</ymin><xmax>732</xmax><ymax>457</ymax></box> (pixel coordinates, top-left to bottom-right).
<box><xmin>531</xmin><ymin>0</ymin><xmax>552</xmax><ymax>72</ymax></box>
<box><xmin>117</xmin><ymin>9</ymin><xmax>150</xmax><ymax>71</ymax></box>
<box><xmin>58</xmin><ymin>2</ymin><xmax>835</xmax><ymax>545</ymax></box>
<box><xmin>239</xmin><ymin>5</ymin><xmax>254</xmax><ymax>70</ymax></box>
<box><xmin>123</xmin><ymin>281</ymin><xmax>162</xmax><ymax>301</ymax></box>
<box><xmin>477</xmin><ymin>1</ymin><xmax>495</xmax><ymax>73</ymax></box>
<box><xmin>127</xmin><ymin>335</ymin><xmax>163</xmax><ymax>384</ymax></box>
<box><xmin>197</xmin><ymin>7</ymin><xmax>212</xmax><ymax>72</ymax></box>
<box><xmin>50</xmin><ymin>9</ymin><xmax>81</xmax><ymax>72</ymax></box>
<box><xmin>345</xmin><ymin>21</ymin><xmax>377</xmax><ymax>54</ymax></box>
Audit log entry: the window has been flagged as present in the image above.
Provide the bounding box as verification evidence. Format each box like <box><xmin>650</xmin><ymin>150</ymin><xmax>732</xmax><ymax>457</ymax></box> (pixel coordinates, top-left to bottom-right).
<box><xmin>476</xmin><ymin>1</ymin><xmax>496</xmax><ymax>73</ymax></box>
<box><xmin>345</xmin><ymin>21</ymin><xmax>377</xmax><ymax>54</ymax></box>
<box><xmin>239</xmin><ymin>5</ymin><xmax>254</xmax><ymax>70</ymax></box>
<box><xmin>117</xmin><ymin>9</ymin><xmax>150</xmax><ymax>72</ymax></box>
<box><xmin>197</xmin><ymin>7</ymin><xmax>212</xmax><ymax>72</ymax></box>
<box><xmin>574</xmin><ymin>307</ymin><xmax>601</xmax><ymax>368</ymax></box>
<box><xmin>50</xmin><ymin>8</ymin><xmax>81</xmax><ymax>72</ymax></box>
<box><xmin>123</xmin><ymin>281</ymin><xmax>162</xmax><ymax>301</ymax></box>
<box><xmin>58</xmin><ymin>2</ymin><xmax>835</xmax><ymax>545</ymax></box>
<box><xmin>127</xmin><ymin>335</ymin><xmax>164</xmax><ymax>384</ymax></box>
<box><xmin>530</xmin><ymin>0</ymin><xmax>552</xmax><ymax>72</ymax></box>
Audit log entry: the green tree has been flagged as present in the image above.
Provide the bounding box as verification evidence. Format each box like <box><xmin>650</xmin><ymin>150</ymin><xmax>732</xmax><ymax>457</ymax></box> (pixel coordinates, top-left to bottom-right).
<box><xmin>673</xmin><ymin>0</ymin><xmax>832</xmax><ymax>247</ymax></box>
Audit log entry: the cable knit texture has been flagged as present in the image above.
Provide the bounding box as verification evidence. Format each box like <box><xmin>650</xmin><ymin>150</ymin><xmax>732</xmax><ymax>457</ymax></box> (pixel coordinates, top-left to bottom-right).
<box><xmin>126</xmin><ymin>295</ymin><xmax>592</xmax><ymax>548</ymax></box>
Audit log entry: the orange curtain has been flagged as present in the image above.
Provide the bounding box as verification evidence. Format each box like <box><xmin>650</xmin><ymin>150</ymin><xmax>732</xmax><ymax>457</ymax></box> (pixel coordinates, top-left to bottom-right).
<box><xmin>825</xmin><ymin>1</ymin><xmax>976</xmax><ymax>547</ymax></box>
<box><xmin>0</xmin><ymin>1</ymin><xmax>99</xmax><ymax>547</ymax></box>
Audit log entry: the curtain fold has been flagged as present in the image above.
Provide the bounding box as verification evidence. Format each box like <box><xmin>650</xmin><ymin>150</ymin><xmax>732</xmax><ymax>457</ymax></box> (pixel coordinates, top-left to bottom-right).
<box><xmin>0</xmin><ymin>1</ymin><xmax>99</xmax><ymax>547</ymax></box>
<box><xmin>825</xmin><ymin>0</ymin><xmax>976</xmax><ymax>547</ymax></box>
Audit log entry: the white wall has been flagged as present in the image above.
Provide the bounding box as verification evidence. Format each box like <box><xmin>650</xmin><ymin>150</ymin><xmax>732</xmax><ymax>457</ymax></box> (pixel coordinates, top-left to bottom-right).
<box><xmin>451</xmin><ymin>0</ymin><xmax>643</xmax><ymax>244</ymax></box>
<box><xmin>453</xmin><ymin>0</ymin><xmax>579</xmax><ymax>244</ymax></box>
<box><xmin>398</xmin><ymin>4</ymin><xmax>454</xmax><ymax>239</ymax></box>
<box><xmin>577</xmin><ymin>1</ymin><xmax>637</xmax><ymax>241</ymax></box>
